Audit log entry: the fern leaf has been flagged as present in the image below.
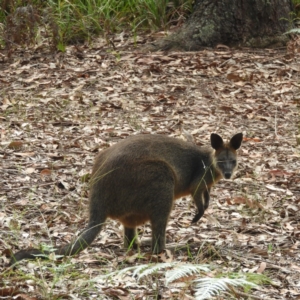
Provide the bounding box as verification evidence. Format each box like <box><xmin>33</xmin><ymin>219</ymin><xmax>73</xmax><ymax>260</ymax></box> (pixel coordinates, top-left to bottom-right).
<box><xmin>193</xmin><ymin>277</ymin><xmax>257</xmax><ymax>300</ymax></box>
<box><xmin>284</xmin><ymin>28</ymin><xmax>300</xmax><ymax>34</ymax></box>
<box><xmin>165</xmin><ymin>264</ymin><xmax>210</xmax><ymax>285</ymax></box>
<box><xmin>95</xmin><ymin>262</ymin><xmax>176</xmax><ymax>282</ymax></box>
<box><xmin>95</xmin><ymin>265</ymin><xmax>137</xmax><ymax>281</ymax></box>
<box><xmin>136</xmin><ymin>262</ymin><xmax>176</xmax><ymax>281</ymax></box>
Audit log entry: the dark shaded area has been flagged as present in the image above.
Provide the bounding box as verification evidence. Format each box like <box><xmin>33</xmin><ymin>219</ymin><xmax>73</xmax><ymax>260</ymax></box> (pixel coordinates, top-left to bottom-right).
<box><xmin>149</xmin><ymin>0</ymin><xmax>294</xmax><ymax>51</ymax></box>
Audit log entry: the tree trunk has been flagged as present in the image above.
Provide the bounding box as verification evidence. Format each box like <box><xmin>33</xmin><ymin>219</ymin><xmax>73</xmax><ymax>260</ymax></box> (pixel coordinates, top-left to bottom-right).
<box><xmin>149</xmin><ymin>0</ymin><xmax>294</xmax><ymax>51</ymax></box>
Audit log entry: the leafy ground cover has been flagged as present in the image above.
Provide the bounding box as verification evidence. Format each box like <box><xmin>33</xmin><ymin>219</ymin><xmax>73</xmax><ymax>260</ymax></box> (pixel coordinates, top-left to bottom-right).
<box><xmin>0</xmin><ymin>0</ymin><xmax>193</xmax><ymax>49</ymax></box>
<box><xmin>0</xmin><ymin>34</ymin><xmax>299</xmax><ymax>299</ymax></box>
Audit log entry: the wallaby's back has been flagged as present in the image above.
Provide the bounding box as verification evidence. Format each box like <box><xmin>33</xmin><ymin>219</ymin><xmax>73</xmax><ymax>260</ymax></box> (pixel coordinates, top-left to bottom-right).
<box><xmin>92</xmin><ymin>134</ymin><xmax>214</xmax><ymax>200</ymax></box>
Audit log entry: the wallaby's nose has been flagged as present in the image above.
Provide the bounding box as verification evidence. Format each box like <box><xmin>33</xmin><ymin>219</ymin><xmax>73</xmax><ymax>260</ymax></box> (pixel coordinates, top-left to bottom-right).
<box><xmin>224</xmin><ymin>172</ymin><xmax>231</xmax><ymax>179</ymax></box>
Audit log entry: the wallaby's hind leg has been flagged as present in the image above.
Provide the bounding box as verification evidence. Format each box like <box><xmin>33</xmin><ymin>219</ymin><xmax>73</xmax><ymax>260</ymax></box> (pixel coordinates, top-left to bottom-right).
<box><xmin>125</xmin><ymin>161</ymin><xmax>175</xmax><ymax>254</ymax></box>
<box><xmin>151</xmin><ymin>218</ymin><xmax>168</xmax><ymax>253</ymax></box>
<box><xmin>124</xmin><ymin>227</ymin><xmax>138</xmax><ymax>249</ymax></box>
<box><xmin>149</xmin><ymin>186</ymin><xmax>174</xmax><ymax>253</ymax></box>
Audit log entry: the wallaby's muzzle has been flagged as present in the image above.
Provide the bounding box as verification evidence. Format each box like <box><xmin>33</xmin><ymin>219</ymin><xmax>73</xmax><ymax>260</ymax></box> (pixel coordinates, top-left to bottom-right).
<box><xmin>224</xmin><ymin>172</ymin><xmax>232</xmax><ymax>179</ymax></box>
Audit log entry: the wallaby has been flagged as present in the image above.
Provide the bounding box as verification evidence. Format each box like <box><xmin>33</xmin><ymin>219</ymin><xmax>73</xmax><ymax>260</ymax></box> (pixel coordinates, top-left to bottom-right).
<box><xmin>9</xmin><ymin>133</ymin><xmax>243</xmax><ymax>265</ymax></box>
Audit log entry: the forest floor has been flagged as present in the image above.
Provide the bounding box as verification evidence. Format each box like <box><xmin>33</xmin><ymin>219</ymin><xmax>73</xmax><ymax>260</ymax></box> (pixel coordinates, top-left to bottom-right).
<box><xmin>0</xmin><ymin>33</ymin><xmax>300</xmax><ymax>299</ymax></box>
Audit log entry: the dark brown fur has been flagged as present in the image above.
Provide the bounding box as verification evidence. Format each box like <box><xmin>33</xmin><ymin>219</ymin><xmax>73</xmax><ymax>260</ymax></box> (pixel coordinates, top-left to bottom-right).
<box><xmin>10</xmin><ymin>133</ymin><xmax>243</xmax><ymax>265</ymax></box>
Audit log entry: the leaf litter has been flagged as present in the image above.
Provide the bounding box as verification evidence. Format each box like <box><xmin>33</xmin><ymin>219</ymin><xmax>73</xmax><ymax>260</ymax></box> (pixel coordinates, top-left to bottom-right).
<box><xmin>0</xmin><ymin>34</ymin><xmax>299</xmax><ymax>299</ymax></box>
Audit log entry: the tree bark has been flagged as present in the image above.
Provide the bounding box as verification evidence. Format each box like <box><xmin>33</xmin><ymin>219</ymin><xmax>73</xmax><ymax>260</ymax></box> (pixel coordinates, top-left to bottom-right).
<box><xmin>149</xmin><ymin>0</ymin><xmax>294</xmax><ymax>51</ymax></box>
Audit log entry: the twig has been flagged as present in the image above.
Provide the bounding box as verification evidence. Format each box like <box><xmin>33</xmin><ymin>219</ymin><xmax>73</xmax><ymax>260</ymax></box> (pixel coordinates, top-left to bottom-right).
<box><xmin>2</xmin><ymin>182</ymin><xmax>55</xmax><ymax>191</ymax></box>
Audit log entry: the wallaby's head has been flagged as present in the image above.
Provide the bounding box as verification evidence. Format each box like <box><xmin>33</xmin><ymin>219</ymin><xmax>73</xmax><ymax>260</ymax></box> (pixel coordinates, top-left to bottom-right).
<box><xmin>211</xmin><ymin>133</ymin><xmax>243</xmax><ymax>179</ymax></box>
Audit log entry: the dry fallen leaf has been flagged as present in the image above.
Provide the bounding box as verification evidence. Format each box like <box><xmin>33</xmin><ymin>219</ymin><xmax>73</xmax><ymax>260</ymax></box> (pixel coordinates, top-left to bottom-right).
<box><xmin>40</xmin><ymin>169</ymin><xmax>52</xmax><ymax>177</ymax></box>
<box><xmin>256</xmin><ymin>262</ymin><xmax>267</xmax><ymax>274</ymax></box>
<box><xmin>8</xmin><ymin>141</ymin><xmax>23</xmax><ymax>150</ymax></box>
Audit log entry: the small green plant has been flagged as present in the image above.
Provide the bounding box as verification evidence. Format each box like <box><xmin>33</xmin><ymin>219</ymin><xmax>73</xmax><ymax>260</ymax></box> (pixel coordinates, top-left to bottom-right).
<box><xmin>282</xmin><ymin>11</ymin><xmax>300</xmax><ymax>34</ymax></box>
<box><xmin>267</xmin><ymin>243</ymin><xmax>273</xmax><ymax>253</ymax></box>
<box><xmin>56</xmin><ymin>40</ymin><xmax>66</xmax><ymax>52</ymax></box>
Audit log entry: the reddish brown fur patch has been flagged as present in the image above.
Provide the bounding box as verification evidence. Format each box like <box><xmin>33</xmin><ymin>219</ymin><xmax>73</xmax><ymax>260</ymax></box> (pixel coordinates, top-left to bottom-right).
<box><xmin>117</xmin><ymin>214</ymin><xmax>150</xmax><ymax>228</ymax></box>
<box><xmin>174</xmin><ymin>190</ymin><xmax>192</xmax><ymax>200</ymax></box>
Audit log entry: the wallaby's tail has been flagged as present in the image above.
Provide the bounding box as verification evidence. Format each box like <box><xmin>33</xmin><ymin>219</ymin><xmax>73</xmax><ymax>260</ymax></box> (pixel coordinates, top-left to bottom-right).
<box><xmin>56</xmin><ymin>221</ymin><xmax>102</xmax><ymax>256</ymax></box>
<box><xmin>9</xmin><ymin>221</ymin><xmax>102</xmax><ymax>266</ymax></box>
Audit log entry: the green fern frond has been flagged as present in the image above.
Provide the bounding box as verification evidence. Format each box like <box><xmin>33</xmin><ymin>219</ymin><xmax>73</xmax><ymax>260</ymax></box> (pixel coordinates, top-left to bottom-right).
<box><xmin>96</xmin><ymin>262</ymin><xmax>210</xmax><ymax>283</ymax></box>
<box><xmin>98</xmin><ymin>265</ymin><xmax>138</xmax><ymax>280</ymax></box>
<box><xmin>165</xmin><ymin>264</ymin><xmax>210</xmax><ymax>285</ymax></box>
<box><xmin>193</xmin><ymin>277</ymin><xmax>257</xmax><ymax>300</ymax></box>
<box><xmin>284</xmin><ymin>28</ymin><xmax>300</xmax><ymax>34</ymax></box>
<box><xmin>95</xmin><ymin>262</ymin><xmax>177</xmax><ymax>281</ymax></box>
<box><xmin>134</xmin><ymin>262</ymin><xmax>175</xmax><ymax>280</ymax></box>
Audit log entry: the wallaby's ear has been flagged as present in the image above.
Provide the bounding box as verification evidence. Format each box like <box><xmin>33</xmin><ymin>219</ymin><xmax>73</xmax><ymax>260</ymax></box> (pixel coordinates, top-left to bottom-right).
<box><xmin>211</xmin><ymin>133</ymin><xmax>224</xmax><ymax>150</ymax></box>
<box><xmin>230</xmin><ymin>133</ymin><xmax>243</xmax><ymax>150</ymax></box>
